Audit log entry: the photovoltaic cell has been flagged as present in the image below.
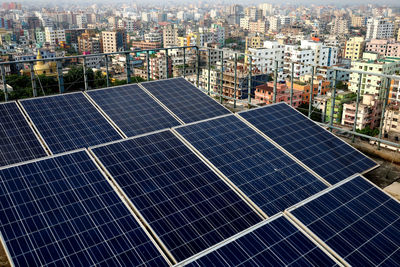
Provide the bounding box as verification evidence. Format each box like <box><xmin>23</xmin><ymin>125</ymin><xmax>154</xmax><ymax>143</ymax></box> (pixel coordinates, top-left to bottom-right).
<box><xmin>175</xmin><ymin>115</ymin><xmax>327</xmax><ymax>216</ymax></box>
<box><xmin>87</xmin><ymin>84</ymin><xmax>181</xmax><ymax>137</ymax></box>
<box><xmin>20</xmin><ymin>92</ymin><xmax>122</xmax><ymax>154</ymax></box>
<box><xmin>0</xmin><ymin>102</ymin><xmax>47</xmax><ymax>167</ymax></box>
<box><xmin>239</xmin><ymin>103</ymin><xmax>378</xmax><ymax>184</ymax></box>
<box><xmin>140</xmin><ymin>78</ymin><xmax>231</xmax><ymax>123</ymax></box>
<box><xmin>288</xmin><ymin>175</ymin><xmax>400</xmax><ymax>266</ymax></box>
<box><xmin>184</xmin><ymin>214</ymin><xmax>337</xmax><ymax>267</ymax></box>
<box><xmin>91</xmin><ymin>130</ymin><xmax>262</xmax><ymax>262</ymax></box>
<box><xmin>0</xmin><ymin>150</ymin><xmax>168</xmax><ymax>266</ymax></box>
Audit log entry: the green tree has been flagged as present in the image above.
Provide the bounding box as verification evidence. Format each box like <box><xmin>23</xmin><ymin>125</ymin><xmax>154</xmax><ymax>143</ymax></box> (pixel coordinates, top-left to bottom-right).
<box><xmin>296</xmin><ymin>103</ymin><xmax>322</xmax><ymax>122</ymax></box>
<box><xmin>63</xmin><ymin>65</ymin><xmax>94</xmax><ymax>91</ymax></box>
<box><xmin>356</xmin><ymin>126</ymin><xmax>379</xmax><ymax>137</ymax></box>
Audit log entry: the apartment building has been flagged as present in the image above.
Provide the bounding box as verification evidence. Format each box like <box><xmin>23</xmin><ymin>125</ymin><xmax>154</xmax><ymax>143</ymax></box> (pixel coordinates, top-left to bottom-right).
<box><xmin>44</xmin><ymin>27</ymin><xmax>66</xmax><ymax>45</ymax></box>
<box><xmin>341</xmin><ymin>94</ymin><xmax>382</xmax><ymax>130</ymax></box>
<box><xmin>325</xmin><ymin>91</ymin><xmax>357</xmax><ymax>124</ymax></box>
<box><xmin>349</xmin><ymin>53</ymin><xmax>400</xmax><ymax>96</ymax></box>
<box><xmin>383</xmin><ymin>104</ymin><xmax>400</xmax><ymax>136</ymax></box>
<box><xmin>365</xmin><ymin>39</ymin><xmax>400</xmax><ymax>58</ymax></box>
<box><xmin>255</xmin><ymin>81</ymin><xmax>303</xmax><ymax>107</ymax></box>
<box><xmin>78</xmin><ymin>30</ymin><xmax>101</xmax><ymax>54</ymax></box>
<box><xmin>102</xmin><ymin>30</ymin><xmax>126</xmax><ymax>53</ymax></box>
<box><xmin>366</xmin><ymin>17</ymin><xmax>395</xmax><ymax>40</ymax></box>
<box><xmin>163</xmin><ymin>24</ymin><xmax>183</xmax><ymax>47</ymax></box>
<box><xmin>344</xmin><ymin>37</ymin><xmax>365</xmax><ymax>60</ymax></box>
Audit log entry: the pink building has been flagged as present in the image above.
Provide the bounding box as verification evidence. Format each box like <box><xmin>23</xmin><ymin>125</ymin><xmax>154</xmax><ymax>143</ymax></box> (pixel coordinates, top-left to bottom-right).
<box><xmin>365</xmin><ymin>39</ymin><xmax>400</xmax><ymax>58</ymax></box>
<box><xmin>255</xmin><ymin>82</ymin><xmax>303</xmax><ymax>108</ymax></box>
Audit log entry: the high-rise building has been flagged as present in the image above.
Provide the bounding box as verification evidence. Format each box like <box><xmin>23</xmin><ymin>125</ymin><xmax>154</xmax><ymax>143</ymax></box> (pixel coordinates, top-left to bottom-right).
<box><xmin>45</xmin><ymin>28</ymin><xmax>66</xmax><ymax>45</ymax></box>
<box><xmin>102</xmin><ymin>30</ymin><xmax>127</xmax><ymax>53</ymax></box>
<box><xmin>344</xmin><ymin>37</ymin><xmax>365</xmax><ymax>60</ymax></box>
<box><xmin>78</xmin><ymin>30</ymin><xmax>101</xmax><ymax>54</ymax></box>
<box><xmin>366</xmin><ymin>18</ymin><xmax>394</xmax><ymax>40</ymax></box>
<box><xmin>163</xmin><ymin>24</ymin><xmax>183</xmax><ymax>47</ymax></box>
<box><xmin>349</xmin><ymin>53</ymin><xmax>400</xmax><ymax>96</ymax></box>
<box><xmin>365</xmin><ymin>39</ymin><xmax>400</xmax><ymax>58</ymax></box>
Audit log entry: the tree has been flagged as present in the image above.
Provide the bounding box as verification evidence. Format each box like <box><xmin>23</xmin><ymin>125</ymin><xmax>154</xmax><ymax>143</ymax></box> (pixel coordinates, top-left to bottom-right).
<box><xmin>63</xmin><ymin>65</ymin><xmax>94</xmax><ymax>91</ymax></box>
<box><xmin>296</xmin><ymin>103</ymin><xmax>322</xmax><ymax>122</ymax></box>
<box><xmin>356</xmin><ymin>126</ymin><xmax>379</xmax><ymax>137</ymax></box>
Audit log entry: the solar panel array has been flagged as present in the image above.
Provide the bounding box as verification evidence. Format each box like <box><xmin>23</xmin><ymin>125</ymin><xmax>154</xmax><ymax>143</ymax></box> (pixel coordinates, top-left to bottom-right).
<box><xmin>0</xmin><ymin>78</ymin><xmax>388</xmax><ymax>266</ymax></box>
<box><xmin>0</xmin><ymin>102</ymin><xmax>47</xmax><ymax>167</ymax></box>
<box><xmin>239</xmin><ymin>103</ymin><xmax>378</xmax><ymax>184</ymax></box>
<box><xmin>175</xmin><ymin>115</ymin><xmax>328</xmax><ymax>216</ymax></box>
<box><xmin>288</xmin><ymin>175</ymin><xmax>400</xmax><ymax>266</ymax></box>
<box><xmin>141</xmin><ymin>78</ymin><xmax>231</xmax><ymax>123</ymax></box>
<box><xmin>0</xmin><ymin>150</ymin><xmax>168</xmax><ymax>266</ymax></box>
<box><xmin>91</xmin><ymin>130</ymin><xmax>262</xmax><ymax>262</ymax></box>
<box><xmin>20</xmin><ymin>92</ymin><xmax>122</xmax><ymax>154</ymax></box>
<box><xmin>182</xmin><ymin>214</ymin><xmax>338</xmax><ymax>266</ymax></box>
<box><xmin>86</xmin><ymin>84</ymin><xmax>181</xmax><ymax>137</ymax></box>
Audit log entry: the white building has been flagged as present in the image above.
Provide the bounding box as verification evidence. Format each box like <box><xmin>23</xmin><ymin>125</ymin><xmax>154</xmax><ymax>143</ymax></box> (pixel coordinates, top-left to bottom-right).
<box><xmin>44</xmin><ymin>28</ymin><xmax>66</xmax><ymax>45</ymax></box>
<box><xmin>144</xmin><ymin>32</ymin><xmax>162</xmax><ymax>43</ymax></box>
<box><xmin>366</xmin><ymin>18</ymin><xmax>394</xmax><ymax>40</ymax></box>
<box><xmin>268</xmin><ymin>16</ymin><xmax>280</xmax><ymax>32</ymax></box>
<box><xmin>76</xmin><ymin>14</ymin><xmax>87</xmax><ymax>28</ymax></box>
<box><xmin>240</xmin><ymin>17</ymin><xmax>251</xmax><ymax>30</ymax></box>
<box><xmin>248</xmin><ymin>41</ymin><xmax>284</xmax><ymax>76</ymax></box>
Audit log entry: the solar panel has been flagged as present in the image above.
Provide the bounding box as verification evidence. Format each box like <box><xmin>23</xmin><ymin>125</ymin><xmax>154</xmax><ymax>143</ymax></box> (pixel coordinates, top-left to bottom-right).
<box><xmin>20</xmin><ymin>92</ymin><xmax>122</xmax><ymax>154</ymax></box>
<box><xmin>140</xmin><ymin>77</ymin><xmax>231</xmax><ymax>123</ymax></box>
<box><xmin>0</xmin><ymin>150</ymin><xmax>169</xmax><ymax>266</ymax></box>
<box><xmin>287</xmin><ymin>175</ymin><xmax>400</xmax><ymax>266</ymax></box>
<box><xmin>0</xmin><ymin>102</ymin><xmax>47</xmax><ymax>167</ymax></box>
<box><xmin>86</xmin><ymin>84</ymin><xmax>181</xmax><ymax>137</ymax></box>
<box><xmin>90</xmin><ymin>130</ymin><xmax>262</xmax><ymax>263</ymax></box>
<box><xmin>239</xmin><ymin>103</ymin><xmax>378</xmax><ymax>184</ymax></box>
<box><xmin>180</xmin><ymin>214</ymin><xmax>339</xmax><ymax>266</ymax></box>
<box><xmin>174</xmin><ymin>115</ymin><xmax>328</xmax><ymax>216</ymax></box>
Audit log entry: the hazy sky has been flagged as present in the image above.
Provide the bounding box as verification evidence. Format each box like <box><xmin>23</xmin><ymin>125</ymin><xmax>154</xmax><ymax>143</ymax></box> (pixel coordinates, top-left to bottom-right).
<box><xmin>13</xmin><ymin>0</ymin><xmax>400</xmax><ymax>7</ymax></box>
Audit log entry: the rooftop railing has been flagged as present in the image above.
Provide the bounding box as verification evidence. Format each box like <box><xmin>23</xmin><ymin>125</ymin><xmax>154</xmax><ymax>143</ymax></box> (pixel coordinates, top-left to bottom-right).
<box><xmin>1</xmin><ymin>45</ymin><xmax>399</xmax><ymax>151</ymax></box>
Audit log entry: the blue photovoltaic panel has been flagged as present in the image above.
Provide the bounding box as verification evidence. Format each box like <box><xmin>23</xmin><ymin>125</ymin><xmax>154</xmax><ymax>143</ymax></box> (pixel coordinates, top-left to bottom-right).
<box><xmin>185</xmin><ymin>214</ymin><xmax>337</xmax><ymax>266</ymax></box>
<box><xmin>239</xmin><ymin>103</ymin><xmax>378</xmax><ymax>184</ymax></box>
<box><xmin>0</xmin><ymin>150</ymin><xmax>168</xmax><ymax>266</ymax></box>
<box><xmin>91</xmin><ymin>130</ymin><xmax>262</xmax><ymax>262</ymax></box>
<box><xmin>140</xmin><ymin>78</ymin><xmax>231</xmax><ymax>123</ymax></box>
<box><xmin>175</xmin><ymin>115</ymin><xmax>327</xmax><ymax>216</ymax></box>
<box><xmin>20</xmin><ymin>92</ymin><xmax>122</xmax><ymax>154</ymax></box>
<box><xmin>87</xmin><ymin>84</ymin><xmax>181</xmax><ymax>137</ymax></box>
<box><xmin>0</xmin><ymin>102</ymin><xmax>47</xmax><ymax>166</ymax></box>
<box><xmin>289</xmin><ymin>175</ymin><xmax>400</xmax><ymax>266</ymax></box>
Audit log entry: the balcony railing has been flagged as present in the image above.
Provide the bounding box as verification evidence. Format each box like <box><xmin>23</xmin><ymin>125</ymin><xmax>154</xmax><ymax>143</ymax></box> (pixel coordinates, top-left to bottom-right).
<box><xmin>1</xmin><ymin>45</ymin><xmax>400</xmax><ymax>151</ymax></box>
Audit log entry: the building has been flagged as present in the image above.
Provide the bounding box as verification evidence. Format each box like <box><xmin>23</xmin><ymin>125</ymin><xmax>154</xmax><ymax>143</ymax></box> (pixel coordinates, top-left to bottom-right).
<box><xmin>344</xmin><ymin>37</ymin><xmax>365</xmax><ymax>60</ymax></box>
<box><xmin>248</xmin><ymin>41</ymin><xmax>284</xmax><ymax>75</ymax></box>
<box><xmin>331</xmin><ymin>17</ymin><xmax>349</xmax><ymax>35</ymax></box>
<box><xmin>131</xmin><ymin>40</ymin><xmax>162</xmax><ymax>50</ymax></box>
<box><xmin>269</xmin><ymin>16</ymin><xmax>280</xmax><ymax>32</ymax></box>
<box><xmin>255</xmin><ymin>81</ymin><xmax>303</xmax><ymax>107</ymax></box>
<box><xmin>389</xmin><ymin>79</ymin><xmax>400</xmax><ymax>104</ymax></box>
<box><xmin>245</xmin><ymin>35</ymin><xmax>264</xmax><ymax>52</ymax></box>
<box><xmin>163</xmin><ymin>24</ymin><xmax>183</xmax><ymax>47</ymax></box>
<box><xmin>102</xmin><ymin>30</ymin><xmax>127</xmax><ymax>53</ymax></box>
<box><xmin>287</xmin><ymin>75</ymin><xmax>330</xmax><ymax>104</ymax></box>
<box><xmin>341</xmin><ymin>95</ymin><xmax>382</xmax><ymax>130</ymax></box>
<box><xmin>325</xmin><ymin>91</ymin><xmax>357</xmax><ymax>124</ymax></box>
<box><xmin>44</xmin><ymin>28</ymin><xmax>66</xmax><ymax>45</ymax></box>
<box><xmin>20</xmin><ymin>50</ymin><xmax>57</xmax><ymax>76</ymax></box>
<box><xmin>383</xmin><ymin>105</ymin><xmax>400</xmax><ymax>136</ymax></box>
<box><xmin>366</xmin><ymin>18</ymin><xmax>395</xmax><ymax>40</ymax></box>
<box><xmin>349</xmin><ymin>53</ymin><xmax>400</xmax><ymax>96</ymax></box>
<box><xmin>351</xmin><ymin>15</ymin><xmax>365</xmax><ymax>28</ymax></box>
<box><xmin>149</xmin><ymin>52</ymin><xmax>172</xmax><ymax>79</ymax></box>
<box><xmin>365</xmin><ymin>39</ymin><xmax>400</xmax><ymax>58</ymax></box>
<box><xmin>248</xmin><ymin>20</ymin><xmax>267</xmax><ymax>34</ymax></box>
<box><xmin>78</xmin><ymin>30</ymin><xmax>101</xmax><ymax>54</ymax></box>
